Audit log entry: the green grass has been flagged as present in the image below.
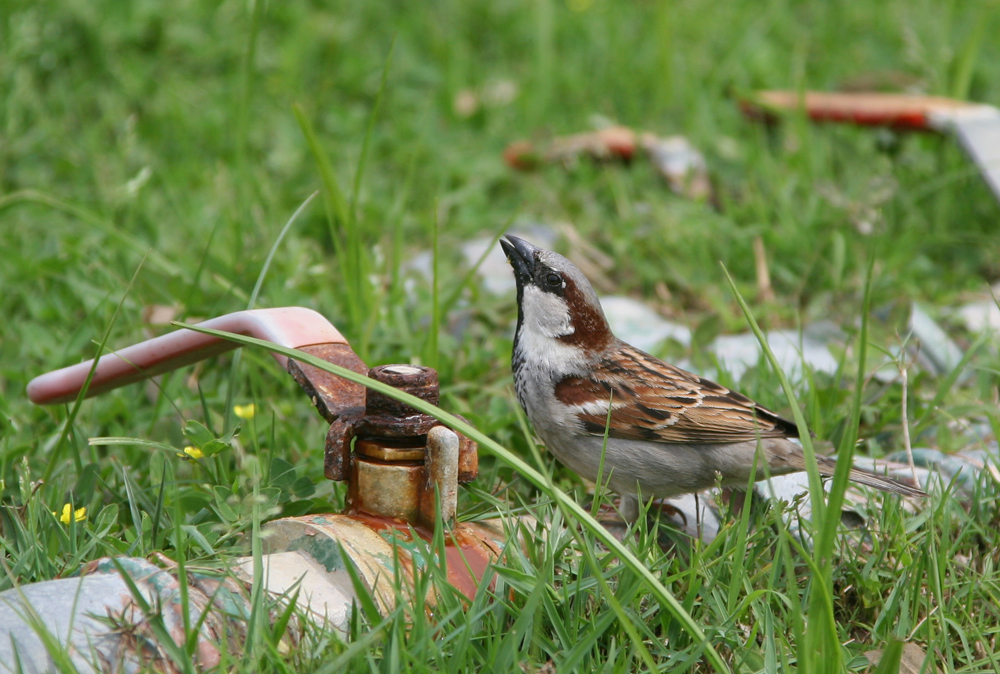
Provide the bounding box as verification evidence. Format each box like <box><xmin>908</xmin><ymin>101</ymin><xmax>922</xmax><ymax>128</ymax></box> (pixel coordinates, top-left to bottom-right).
<box><xmin>3</xmin><ymin>0</ymin><xmax>1000</xmax><ymax>671</ymax></box>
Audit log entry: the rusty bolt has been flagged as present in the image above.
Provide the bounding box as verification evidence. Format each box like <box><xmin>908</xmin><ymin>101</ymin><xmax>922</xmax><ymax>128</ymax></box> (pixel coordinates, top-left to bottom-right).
<box><xmin>325</xmin><ymin>363</ymin><xmax>478</xmax><ymax>495</ymax></box>
<box><xmin>354</xmin><ymin>365</ymin><xmax>440</xmax><ymax>439</ymax></box>
<box><xmin>365</xmin><ymin>365</ymin><xmax>438</xmax><ymax>416</ymax></box>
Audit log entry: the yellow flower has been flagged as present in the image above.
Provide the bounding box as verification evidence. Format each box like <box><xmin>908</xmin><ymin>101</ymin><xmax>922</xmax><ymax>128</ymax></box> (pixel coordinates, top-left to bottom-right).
<box><xmin>233</xmin><ymin>403</ymin><xmax>256</xmax><ymax>420</ymax></box>
<box><xmin>55</xmin><ymin>504</ymin><xmax>87</xmax><ymax>524</ymax></box>
<box><xmin>179</xmin><ymin>446</ymin><xmax>204</xmax><ymax>460</ymax></box>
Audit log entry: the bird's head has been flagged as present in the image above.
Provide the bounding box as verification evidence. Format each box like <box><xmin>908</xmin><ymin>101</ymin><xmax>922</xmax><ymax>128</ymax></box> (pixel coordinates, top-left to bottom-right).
<box><xmin>500</xmin><ymin>235</ymin><xmax>613</xmax><ymax>353</ymax></box>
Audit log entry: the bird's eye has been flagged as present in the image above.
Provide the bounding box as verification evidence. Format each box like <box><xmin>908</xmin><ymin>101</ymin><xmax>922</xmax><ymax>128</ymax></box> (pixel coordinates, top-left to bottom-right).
<box><xmin>545</xmin><ymin>272</ymin><xmax>562</xmax><ymax>287</ymax></box>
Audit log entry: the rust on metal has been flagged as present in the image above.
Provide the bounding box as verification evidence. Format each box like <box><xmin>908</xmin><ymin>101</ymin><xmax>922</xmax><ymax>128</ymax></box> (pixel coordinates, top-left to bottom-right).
<box><xmin>338</xmin><ymin>512</ymin><xmax>506</xmax><ymax>601</ymax></box>
<box><xmin>323</xmin><ymin>412</ymin><xmax>364</xmax><ymax>481</ymax></box>
<box><xmin>350</xmin><ymin>459</ymin><xmax>426</xmax><ymax>522</ymax></box>
<box><xmin>365</xmin><ymin>364</ymin><xmax>439</xmax><ymax>415</ymax></box>
<box><xmin>287</xmin><ymin>343</ymin><xmax>368</xmax><ymax>423</ymax></box>
<box><xmin>259</xmin><ymin>514</ymin><xmax>507</xmax><ymax>610</ymax></box>
<box><xmin>318</xmin><ymin>359</ymin><xmax>480</xmax><ymax>533</ymax></box>
<box><xmin>443</xmin><ymin>526</ymin><xmax>503</xmax><ymax>598</ymax></box>
<box><xmin>455</xmin><ymin>419</ymin><xmax>479</xmax><ymax>483</ymax></box>
<box><xmin>354</xmin><ymin>414</ymin><xmax>438</xmax><ymax>438</ymax></box>
<box><xmin>351</xmin><ymin>364</ymin><xmax>440</xmax><ymax>438</ymax></box>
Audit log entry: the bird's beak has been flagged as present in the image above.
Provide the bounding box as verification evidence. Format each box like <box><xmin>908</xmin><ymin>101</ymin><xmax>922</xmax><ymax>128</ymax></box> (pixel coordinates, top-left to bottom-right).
<box><xmin>500</xmin><ymin>235</ymin><xmax>537</xmax><ymax>283</ymax></box>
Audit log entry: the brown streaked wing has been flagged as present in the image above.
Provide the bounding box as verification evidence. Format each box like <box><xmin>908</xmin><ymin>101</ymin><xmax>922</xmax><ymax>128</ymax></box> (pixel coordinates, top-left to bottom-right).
<box><xmin>558</xmin><ymin>343</ymin><xmax>799</xmax><ymax>444</ymax></box>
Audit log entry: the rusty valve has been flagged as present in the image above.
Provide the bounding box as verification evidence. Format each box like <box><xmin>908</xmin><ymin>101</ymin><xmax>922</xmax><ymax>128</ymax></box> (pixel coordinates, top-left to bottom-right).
<box><xmin>322</xmin><ymin>364</ymin><xmax>478</xmax><ymax>528</ymax></box>
<box><xmin>17</xmin><ymin>308</ymin><xmax>506</xmax><ymax>661</ymax></box>
<box><xmin>28</xmin><ymin>308</ymin><xmax>478</xmax><ymax>530</ymax></box>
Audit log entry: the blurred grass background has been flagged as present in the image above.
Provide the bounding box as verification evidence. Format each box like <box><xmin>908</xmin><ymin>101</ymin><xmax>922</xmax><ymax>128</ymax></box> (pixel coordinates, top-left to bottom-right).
<box><xmin>2</xmin><ymin>0</ymin><xmax>1000</xmax><ymax>671</ymax></box>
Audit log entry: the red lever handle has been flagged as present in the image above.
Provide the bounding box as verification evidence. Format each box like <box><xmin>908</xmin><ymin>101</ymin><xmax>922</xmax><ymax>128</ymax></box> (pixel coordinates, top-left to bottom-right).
<box><xmin>741</xmin><ymin>90</ymin><xmax>990</xmax><ymax>131</ymax></box>
<box><xmin>27</xmin><ymin>307</ymin><xmax>350</xmax><ymax>405</ymax></box>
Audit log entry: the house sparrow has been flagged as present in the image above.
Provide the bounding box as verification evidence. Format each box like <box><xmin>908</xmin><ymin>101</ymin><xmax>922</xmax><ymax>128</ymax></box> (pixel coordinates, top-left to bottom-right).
<box><xmin>500</xmin><ymin>235</ymin><xmax>926</xmax><ymax>522</ymax></box>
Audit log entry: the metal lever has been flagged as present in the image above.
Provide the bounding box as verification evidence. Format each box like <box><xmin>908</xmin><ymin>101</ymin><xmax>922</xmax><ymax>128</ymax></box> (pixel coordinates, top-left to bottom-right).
<box><xmin>740</xmin><ymin>90</ymin><xmax>1000</xmax><ymax>208</ymax></box>
<box><xmin>26</xmin><ymin>307</ymin><xmax>369</xmax><ymax>422</ymax></box>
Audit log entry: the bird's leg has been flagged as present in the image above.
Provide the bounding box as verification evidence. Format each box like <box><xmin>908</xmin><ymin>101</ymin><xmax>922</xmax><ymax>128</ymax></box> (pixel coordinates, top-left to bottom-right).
<box><xmin>720</xmin><ymin>487</ymin><xmax>748</xmax><ymax>516</ymax></box>
<box><xmin>694</xmin><ymin>492</ymin><xmax>702</xmax><ymax>541</ymax></box>
<box><xmin>619</xmin><ymin>493</ymin><xmax>640</xmax><ymax>523</ymax></box>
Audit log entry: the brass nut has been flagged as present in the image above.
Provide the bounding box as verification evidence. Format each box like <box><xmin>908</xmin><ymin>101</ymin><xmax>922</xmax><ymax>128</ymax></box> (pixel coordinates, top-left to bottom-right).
<box><xmin>353</xmin><ymin>460</ymin><xmax>423</xmax><ymax>522</ymax></box>
<box><xmin>354</xmin><ymin>438</ymin><xmax>426</xmax><ymax>462</ymax></box>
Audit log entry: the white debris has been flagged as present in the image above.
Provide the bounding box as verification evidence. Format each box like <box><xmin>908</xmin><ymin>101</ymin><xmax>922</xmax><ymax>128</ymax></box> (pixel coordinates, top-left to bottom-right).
<box><xmin>956</xmin><ymin>300</ymin><xmax>1000</xmax><ymax>333</ymax></box>
<box><xmin>910</xmin><ymin>302</ymin><xmax>965</xmax><ymax>376</ymax></box>
<box><xmin>599</xmin><ymin>296</ymin><xmax>692</xmax><ymax>351</ymax></box>
<box><xmin>640</xmin><ymin>134</ymin><xmax>711</xmax><ymax>200</ymax></box>
<box><xmin>708</xmin><ymin>327</ymin><xmax>840</xmax><ymax>382</ymax></box>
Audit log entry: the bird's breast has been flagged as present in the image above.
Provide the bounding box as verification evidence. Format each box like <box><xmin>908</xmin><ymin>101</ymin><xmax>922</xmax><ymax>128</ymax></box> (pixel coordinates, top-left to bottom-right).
<box><xmin>512</xmin><ymin>349</ymin><xmax>585</xmax><ymax>431</ymax></box>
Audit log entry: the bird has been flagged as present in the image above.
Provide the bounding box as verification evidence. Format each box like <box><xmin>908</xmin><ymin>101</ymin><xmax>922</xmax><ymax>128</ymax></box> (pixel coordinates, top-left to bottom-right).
<box><xmin>499</xmin><ymin>234</ymin><xmax>926</xmax><ymax>522</ymax></box>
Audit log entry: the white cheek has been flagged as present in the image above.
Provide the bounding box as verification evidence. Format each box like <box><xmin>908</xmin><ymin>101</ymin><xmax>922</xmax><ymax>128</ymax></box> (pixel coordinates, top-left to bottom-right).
<box><xmin>517</xmin><ymin>286</ymin><xmax>584</xmax><ymax>372</ymax></box>
<box><xmin>522</xmin><ymin>286</ymin><xmax>574</xmax><ymax>338</ymax></box>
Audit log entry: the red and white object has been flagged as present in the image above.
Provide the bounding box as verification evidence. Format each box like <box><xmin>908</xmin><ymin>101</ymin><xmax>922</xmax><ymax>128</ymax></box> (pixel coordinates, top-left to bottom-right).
<box><xmin>26</xmin><ymin>307</ymin><xmax>348</xmax><ymax>405</ymax></box>
<box><xmin>742</xmin><ymin>90</ymin><xmax>1000</xmax><ymax>207</ymax></box>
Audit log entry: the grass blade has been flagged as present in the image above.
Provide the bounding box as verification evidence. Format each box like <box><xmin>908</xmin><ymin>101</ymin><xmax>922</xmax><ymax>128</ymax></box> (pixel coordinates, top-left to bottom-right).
<box><xmin>292</xmin><ymin>105</ymin><xmax>351</xmax><ymax>246</ymax></box>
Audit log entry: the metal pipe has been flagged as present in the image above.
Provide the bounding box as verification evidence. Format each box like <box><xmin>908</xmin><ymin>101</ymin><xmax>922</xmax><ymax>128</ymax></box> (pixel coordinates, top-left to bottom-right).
<box><xmin>27</xmin><ymin>307</ymin><xmax>350</xmax><ymax>405</ymax></box>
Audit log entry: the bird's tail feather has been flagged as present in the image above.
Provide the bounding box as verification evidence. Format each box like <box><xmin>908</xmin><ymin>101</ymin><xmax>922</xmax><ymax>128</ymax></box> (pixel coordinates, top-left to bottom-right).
<box><xmin>770</xmin><ymin>440</ymin><xmax>928</xmax><ymax>497</ymax></box>
<box><xmin>845</xmin><ymin>466</ymin><xmax>926</xmax><ymax>497</ymax></box>
<box><xmin>813</xmin><ymin>454</ymin><xmax>927</xmax><ymax>497</ymax></box>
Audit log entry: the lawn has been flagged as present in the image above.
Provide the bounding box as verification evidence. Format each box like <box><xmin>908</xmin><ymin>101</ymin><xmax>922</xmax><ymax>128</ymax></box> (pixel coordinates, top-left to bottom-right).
<box><xmin>2</xmin><ymin>1</ymin><xmax>1000</xmax><ymax>671</ymax></box>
